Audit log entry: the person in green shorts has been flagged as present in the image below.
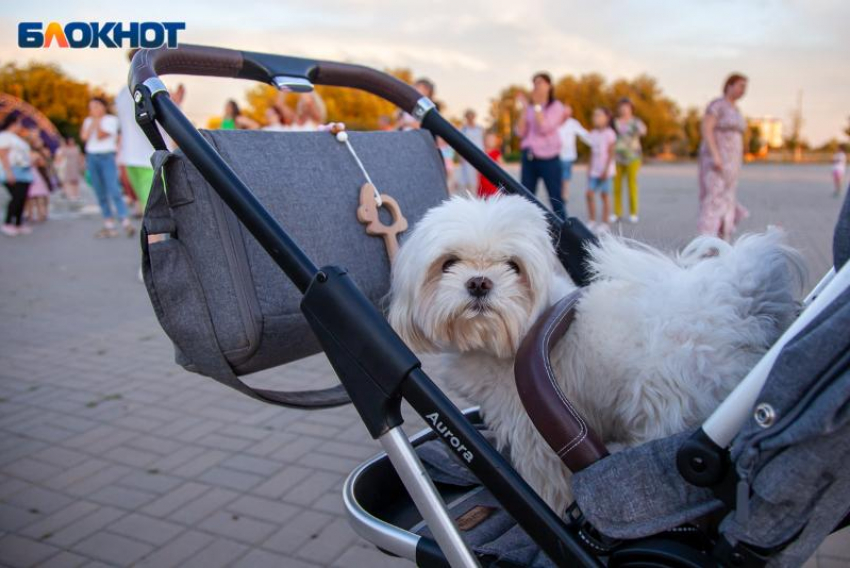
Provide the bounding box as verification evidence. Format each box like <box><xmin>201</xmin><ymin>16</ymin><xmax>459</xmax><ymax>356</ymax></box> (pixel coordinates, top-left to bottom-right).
<box><xmin>116</xmin><ymin>49</ymin><xmax>186</xmax><ymax>210</ymax></box>
<box><xmin>123</xmin><ymin>165</ymin><xmax>155</xmax><ymax>206</ymax></box>
<box><xmin>612</xmin><ymin>97</ymin><xmax>647</xmax><ymax>224</ymax></box>
<box><xmin>220</xmin><ymin>100</ymin><xmax>257</xmax><ymax>131</ymax></box>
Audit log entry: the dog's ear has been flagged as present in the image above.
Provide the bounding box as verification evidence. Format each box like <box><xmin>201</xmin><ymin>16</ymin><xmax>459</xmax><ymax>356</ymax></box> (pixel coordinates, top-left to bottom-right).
<box><xmin>388</xmin><ymin>237</ymin><xmax>440</xmax><ymax>353</ymax></box>
<box><xmin>387</xmin><ymin>293</ymin><xmax>438</xmax><ymax>353</ymax></box>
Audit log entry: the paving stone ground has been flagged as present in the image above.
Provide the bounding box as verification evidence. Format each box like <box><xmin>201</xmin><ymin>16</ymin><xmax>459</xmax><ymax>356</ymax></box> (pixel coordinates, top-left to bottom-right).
<box><xmin>0</xmin><ymin>162</ymin><xmax>847</xmax><ymax>567</ymax></box>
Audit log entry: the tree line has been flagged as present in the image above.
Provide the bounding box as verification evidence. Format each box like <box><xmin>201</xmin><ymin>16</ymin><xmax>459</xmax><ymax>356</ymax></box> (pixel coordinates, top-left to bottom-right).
<box><xmin>7</xmin><ymin>60</ymin><xmax>845</xmax><ymax>158</ymax></box>
<box><xmin>0</xmin><ymin>62</ymin><xmax>93</xmax><ymax>140</ymax></box>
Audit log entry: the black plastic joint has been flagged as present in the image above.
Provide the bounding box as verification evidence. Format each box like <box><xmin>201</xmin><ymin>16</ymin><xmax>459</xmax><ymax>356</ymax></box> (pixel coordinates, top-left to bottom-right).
<box><xmin>300</xmin><ymin>266</ymin><xmax>421</xmax><ymax>438</ymax></box>
<box><xmin>556</xmin><ymin>218</ymin><xmax>598</xmax><ymax>287</ymax></box>
<box><xmin>677</xmin><ymin>427</ymin><xmax>729</xmax><ymax>488</ymax></box>
<box><xmin>133</xmin><ymin>85</ymin><xmax>168</xmax><ymax>151</ymax></box>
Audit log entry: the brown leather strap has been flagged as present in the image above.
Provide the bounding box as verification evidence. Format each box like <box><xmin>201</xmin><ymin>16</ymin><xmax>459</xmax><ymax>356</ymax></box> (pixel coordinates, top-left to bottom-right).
<box><xmin>515</xmin><ymin>291</ymin><xmax>609</xmax><ymax>472</ymax></box>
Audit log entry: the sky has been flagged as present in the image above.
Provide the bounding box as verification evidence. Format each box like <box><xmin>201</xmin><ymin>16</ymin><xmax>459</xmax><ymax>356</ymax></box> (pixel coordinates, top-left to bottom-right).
<box><xmin>1</xmin><ymin>0</ymin><xmax>848</xmax><ymax>145</ymax></box>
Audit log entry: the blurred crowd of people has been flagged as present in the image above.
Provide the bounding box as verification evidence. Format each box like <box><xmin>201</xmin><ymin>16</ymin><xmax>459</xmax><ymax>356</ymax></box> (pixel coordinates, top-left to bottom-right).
<box><xmin>0</xmin><ymin>49</ymin><xmax>188</xmax><ymax>240</ymax></box>
<box><xmin>0</xmin><ymin>113</ymin><xmax>85</xmax><ymax>237</ymax></box>
<box><xmin>511</xmin><ymin>71</ymin><xmax>648</xmax><ymax>233</ymax></box>
<box><xmin>482</xmin><ymin>70</ymin><xmax>844</xmax><ymax>240</ymax></box>
<box><xmin>2</xmin><ymin>62</ymin><xmax>846</xmax><ymax>244</ymax></box>
<box><xmin>219</xmin><ymin>90</ymin><xmax>326</xmax><ymax>133</ymax></box>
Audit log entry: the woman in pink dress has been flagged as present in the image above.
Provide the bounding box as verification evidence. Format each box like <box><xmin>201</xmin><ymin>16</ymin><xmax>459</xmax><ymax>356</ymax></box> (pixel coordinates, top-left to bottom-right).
<box><xmin>698</xmin><ymin>73</ymin><xmax>749</xmax><ymax>240</ymax></box>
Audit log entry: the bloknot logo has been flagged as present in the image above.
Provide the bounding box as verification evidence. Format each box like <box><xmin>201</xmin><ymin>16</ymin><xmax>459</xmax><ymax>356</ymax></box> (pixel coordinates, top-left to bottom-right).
<box><xmin>18</xmin><ymin>22</ymin><xmax>186</xmax><ymax>49</ymax></box>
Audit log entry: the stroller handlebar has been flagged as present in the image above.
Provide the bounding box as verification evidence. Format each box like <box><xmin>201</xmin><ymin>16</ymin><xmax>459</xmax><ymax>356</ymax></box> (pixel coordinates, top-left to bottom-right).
<box><xmin>128</xmin><ymin>44</ymin><xmax>422</xmax><ymax>114</ymax></box>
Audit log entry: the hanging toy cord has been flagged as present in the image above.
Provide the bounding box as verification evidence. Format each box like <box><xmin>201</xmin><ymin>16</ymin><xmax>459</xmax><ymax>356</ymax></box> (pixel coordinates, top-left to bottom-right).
<box><xmin>330</xmin><ymin>123</ymin><xmax>382</xmax><ymax>207</ymax></box>
<box><xmin>327</xmin><ymin>122</ymin><xmax>409</xmax><ymax>263</ymax></box>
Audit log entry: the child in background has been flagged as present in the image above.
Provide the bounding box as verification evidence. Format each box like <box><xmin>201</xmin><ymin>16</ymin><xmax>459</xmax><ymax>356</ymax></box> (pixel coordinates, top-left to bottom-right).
<box><xmin>438</xmin><ymin>137</ymin><xmax>457</xmax><ymax>193</ymax></box>
<box><xmin>478</xmin><ymin>132</ymin><xmax>503</xmax><ymax>198</ymax></box>
<box><xmin>25</xmin><ymin>148</ymin><xmax>50</xmax><ymax>223</ymax></box>
<box><xmin>118</xmin><ymin>159</ymin><xmax>141</xmax><ymax>218</ymax></box>
<box><xmin>585</xmin><ymin>108</ymin><xmax>616</xmax><ymax>233</ymax></box>
<box><xmin>557</xmin><ymin>103</ymin><xmax>590</xmax><ymax>205</ymax></box>
<box><xmin>55</xmin><ymin>137</ymin><xmax>84</xmax><ymax>203</ymax></box>
<box><xmin>833</xmin><ymin>147</ymin><xmax>847</xmax><ymax>197</ymax></box>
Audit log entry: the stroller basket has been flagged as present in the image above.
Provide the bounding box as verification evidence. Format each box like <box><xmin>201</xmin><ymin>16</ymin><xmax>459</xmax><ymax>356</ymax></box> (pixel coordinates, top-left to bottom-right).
<box><xmin>344</xmin><ymin>408</ymin><xmax>487</xmax><ymax>565</ymax></box>
<box><xmin>130</xmin><ymin>44</ymin><xmax>850</xmax><ymax>567</ymax></box>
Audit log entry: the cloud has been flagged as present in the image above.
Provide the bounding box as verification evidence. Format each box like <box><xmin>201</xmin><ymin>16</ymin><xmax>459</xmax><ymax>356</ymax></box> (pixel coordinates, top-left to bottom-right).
<box><xmin>1</xmin><ymin>2</ymin><xmax>848</xmax><ymax>143</ymax></box>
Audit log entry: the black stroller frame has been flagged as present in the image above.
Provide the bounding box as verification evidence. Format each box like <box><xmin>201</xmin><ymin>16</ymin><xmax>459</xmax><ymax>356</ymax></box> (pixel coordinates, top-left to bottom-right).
<box><xmin>129</xmin><ymin>45</ymin><xmax>849</xmax><ymax>567</ymax></box>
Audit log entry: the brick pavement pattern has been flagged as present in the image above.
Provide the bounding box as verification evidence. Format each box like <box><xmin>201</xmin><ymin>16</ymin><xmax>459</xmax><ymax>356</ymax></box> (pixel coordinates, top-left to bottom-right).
<box><xmin>0</xmin><ymin>163</ymin><xmax>847</xmax><ymax>567</ymax></box>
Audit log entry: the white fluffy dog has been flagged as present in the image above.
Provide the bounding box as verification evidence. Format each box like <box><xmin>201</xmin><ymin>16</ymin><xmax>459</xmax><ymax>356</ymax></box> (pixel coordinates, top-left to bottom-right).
<box><xmin>389</xmin><ymin>195</ymin><xmax>805</xmax><ymax>513</ymax></box>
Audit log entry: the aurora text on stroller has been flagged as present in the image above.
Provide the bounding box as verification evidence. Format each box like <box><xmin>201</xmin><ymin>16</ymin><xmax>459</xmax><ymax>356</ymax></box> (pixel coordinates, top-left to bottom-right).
<box><xmin>426</xmin><ymin>412</ymin><xmax>474</xmax><ymax>463</ymax></box>
<box><xmin>18</xmin><ymin>22</ymin><xmax>185</xmax><ymax>49</ymax></box>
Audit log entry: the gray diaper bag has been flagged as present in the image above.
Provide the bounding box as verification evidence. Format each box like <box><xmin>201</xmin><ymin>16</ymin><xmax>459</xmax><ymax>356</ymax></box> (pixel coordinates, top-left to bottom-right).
<box><xmin>141</xmin><ymin>129</ymin><xmax>448</xmax><ymax>403</ymax></box>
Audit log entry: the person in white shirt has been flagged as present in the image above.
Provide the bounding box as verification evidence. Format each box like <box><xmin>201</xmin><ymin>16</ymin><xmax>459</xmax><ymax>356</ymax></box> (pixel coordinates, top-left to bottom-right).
<box><xmin>0</xmin><ymin>112</ymin><xmax>34</xmax><ymax>237</ymax></box>
<box><xmin>115</xmin><ymin>87</ymin><xmax>154</xmax><ymax>213</ymax></box>
<box><xmin>457</xmin><ymin>110</ymin><xmax>485</xmax><ymax>193</ymax></box>
<box><xmin>81</xmin><ymin>96</ymin><xmax>132</xmax><ymax>238</ymax></box>
<box><xmin>557</xmin><ymin>103</ymin><xmax>590</xmax><ymax>206</ymax></box>
<box><xmin>833</xmin><ymin>148</ymin><xmax>847</xmax><ymax>197</ymax></box>
<box><xmin>279</xmin><ymin>92</ymin><xmax>325</xmax><ymax>133</ymax></box>
<box><xmin>116</xmin><ymin>53</ymin><xmax>185</xmax><ymax>213</ymax></box>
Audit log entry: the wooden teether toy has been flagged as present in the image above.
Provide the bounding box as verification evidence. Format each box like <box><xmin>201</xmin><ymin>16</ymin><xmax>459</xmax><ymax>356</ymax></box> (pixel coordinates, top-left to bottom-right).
<box><xmin>356</xmin><ymin>183</ymin><xmax>408</xmax><ymax>262</ymax></box>
<box><xmin>332</xmin><ymin>123</ymin><xmax>409</xmax><ymax>263</ymax></box>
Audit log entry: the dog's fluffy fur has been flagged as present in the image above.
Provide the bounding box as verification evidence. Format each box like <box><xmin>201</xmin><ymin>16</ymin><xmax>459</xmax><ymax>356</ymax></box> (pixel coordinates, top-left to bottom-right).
<box><xmin>389</xmin><ymin>195</ymin><xmax>805</xmax><ymax>512</ymax></box>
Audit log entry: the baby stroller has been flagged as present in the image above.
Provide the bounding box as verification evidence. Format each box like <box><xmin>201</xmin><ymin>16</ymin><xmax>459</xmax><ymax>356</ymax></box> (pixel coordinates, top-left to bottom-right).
<box><xmin>130</xmin><ymin>45</ymin><xmax>850</xmax><ymax>567</ymax></box>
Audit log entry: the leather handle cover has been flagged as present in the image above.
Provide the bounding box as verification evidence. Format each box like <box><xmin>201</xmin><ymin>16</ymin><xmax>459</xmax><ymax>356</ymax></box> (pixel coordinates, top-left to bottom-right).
<box><xmin>313</xmin><ymin>61</ymin><xmax>423</xmax><ymax>114</ymax></box>
<box><xmin>514</xmin><ymin>291</ymin><xmax>609</xmax><ymax>472</ymax></box>
<box><xmin>129</xmin><ymin>44</ymin><xmax>244</xmax><ymax>90</ymax></box>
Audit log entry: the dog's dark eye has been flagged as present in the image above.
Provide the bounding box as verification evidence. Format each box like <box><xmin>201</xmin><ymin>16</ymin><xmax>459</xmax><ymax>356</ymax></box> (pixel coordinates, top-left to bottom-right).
<box><xmin>507</xmin><ymin>260</ymin><xmax>521</xmax><ymax>274</ymax></box>
<box><xmin>442</xmin><ymin>257</ymin><xmax>459</xmax><ymax>273</ymax></box>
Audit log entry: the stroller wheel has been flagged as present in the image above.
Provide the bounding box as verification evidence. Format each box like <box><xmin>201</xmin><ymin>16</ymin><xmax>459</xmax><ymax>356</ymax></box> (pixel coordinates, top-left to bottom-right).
<box><xmin>608</xmin><ymin>537</ymin><xmax>716</xmax><ymax>568</ymax></box>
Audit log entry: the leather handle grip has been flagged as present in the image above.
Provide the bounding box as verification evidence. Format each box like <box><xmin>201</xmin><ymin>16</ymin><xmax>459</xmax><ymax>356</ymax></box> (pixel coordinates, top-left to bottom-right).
<box><xmin>313</xmin><ymin>61</ymin><xmax>423</xmax><ymax>114</ymax></box>
<box><xmin>129</xmin><ymin>44</ymin><xmax>244</xmax><ymax>90</ymax></box>
<box><xmin>515</xmin><ymin>291</ymin><xmax>609</xmax><ymax>473</ymax></box>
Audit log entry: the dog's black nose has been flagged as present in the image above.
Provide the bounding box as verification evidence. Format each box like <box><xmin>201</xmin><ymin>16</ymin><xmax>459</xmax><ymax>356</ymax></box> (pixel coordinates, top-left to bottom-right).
<box><xmin>466</xmin><ymin>276</ymin><xmax>493</xmax><ymax>298</ymax></box>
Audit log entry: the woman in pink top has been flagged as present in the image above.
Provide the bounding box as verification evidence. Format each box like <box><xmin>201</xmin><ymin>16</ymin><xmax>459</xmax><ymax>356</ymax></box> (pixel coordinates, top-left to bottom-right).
<box><xmin>515</xmin><ymin>73</ymin><xmax>566</xmax><ymax>219</ymax></box>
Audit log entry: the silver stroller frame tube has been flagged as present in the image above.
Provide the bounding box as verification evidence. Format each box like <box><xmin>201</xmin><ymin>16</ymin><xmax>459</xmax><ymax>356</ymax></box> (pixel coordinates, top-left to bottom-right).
<box><xmin>702</xmin><ymin>261</ymin><xmax>850</xmax><ymax>447</ymax></box>
<box><xmin>379</xmin><ymin>426</ymin><xmax>480</xmax><ymax>568</ymax></box>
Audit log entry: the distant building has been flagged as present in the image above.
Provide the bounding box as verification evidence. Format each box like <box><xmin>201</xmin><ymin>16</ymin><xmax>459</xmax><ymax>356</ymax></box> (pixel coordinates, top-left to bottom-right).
<box><xmin>750</xmin><ymin>117</ymin><xmax>784</xmax><ymax>149</ymax></box>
